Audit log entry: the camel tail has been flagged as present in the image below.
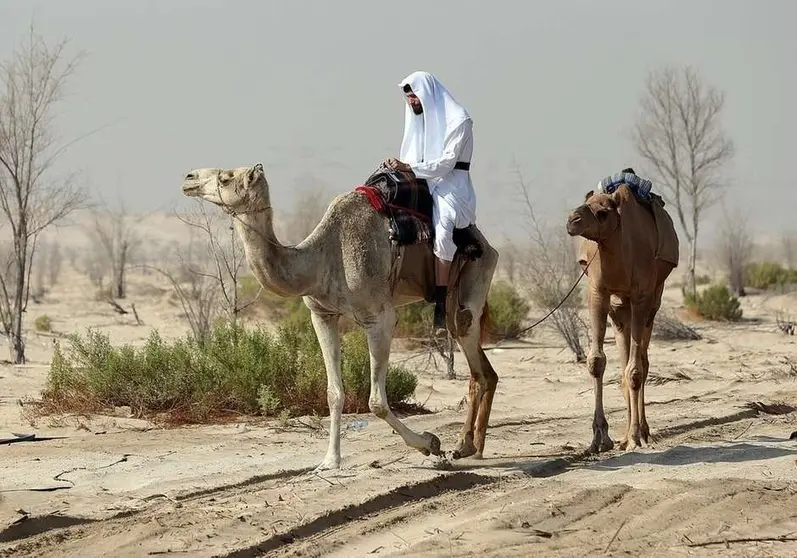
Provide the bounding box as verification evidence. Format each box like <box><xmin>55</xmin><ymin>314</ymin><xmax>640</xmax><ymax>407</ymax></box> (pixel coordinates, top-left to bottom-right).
<box><xmin>479</xmin><ymin>301</ymin><xmax>492</xmax><ymax>346</ymax></box>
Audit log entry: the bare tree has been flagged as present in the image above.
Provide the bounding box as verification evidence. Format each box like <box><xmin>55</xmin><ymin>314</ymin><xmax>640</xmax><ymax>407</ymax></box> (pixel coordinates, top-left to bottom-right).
<box><xmin>633</xmin><ymin>65</ymin><xmax>734</xmax><ymax>298</ymax></box>
<box><xmin>0</xmin><ymin>26</ymin><xmax>86</xmax><ymax>363</ymax></box>
<box><xmin>716</xmin><ymin>203</ymin><xmax>753</xmax><ymax>297</ymax></box>
<box><xmin>87</xmin><ymin>197</ymin><xmax>143</xmax><ymax>299</ymax></box>
<box><xmin>515</xmin><ymin>168</ymin><xmax>587</xmax><ymax>362</ymax></box>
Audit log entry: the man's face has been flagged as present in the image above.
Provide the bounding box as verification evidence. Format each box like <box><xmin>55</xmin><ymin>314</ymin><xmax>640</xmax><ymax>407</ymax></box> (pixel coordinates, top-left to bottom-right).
<box><xmin>405</xmin><ymin>90</ymin><xmax>423</xmax><ymax>115</ymax></box>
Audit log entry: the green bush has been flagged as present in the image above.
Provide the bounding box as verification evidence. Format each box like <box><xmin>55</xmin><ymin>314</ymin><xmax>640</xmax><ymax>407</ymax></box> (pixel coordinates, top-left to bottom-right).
<box><xmin>39</xmin><ymin>319</ymin><xmax>417</xmax><ymax>423</ymax></box>
<box><xmin>744</xmin><ymin>262</ymin><xmax>797</xmax><ymax>290</ymax></box>
<box><xmin>485</xmin><ymin>281</ymin><xmax>531</xmax><ymax>339</ymax></box>
<box><xmin>34</xmin><ymin>315</ymin><xmax>52</xmax><ymax>332</ymax></box>
<box><xmin>684</xmin><ymin>284</ymin><xmax>742</xmax><ymax>321</ymax></box>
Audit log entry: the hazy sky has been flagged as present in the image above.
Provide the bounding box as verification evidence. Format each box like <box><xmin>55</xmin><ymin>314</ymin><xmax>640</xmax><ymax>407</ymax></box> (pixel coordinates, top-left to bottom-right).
<box><xmin>1</xmin><ymin>0</ymin><xmax>795</xmax><ymax>244</ymax></box>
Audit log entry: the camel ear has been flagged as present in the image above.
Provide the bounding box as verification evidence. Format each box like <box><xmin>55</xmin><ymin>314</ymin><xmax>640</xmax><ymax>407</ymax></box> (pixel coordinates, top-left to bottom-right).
<box><xmin>248</xmin><ymin>163</ymin><xmax>264</xmax><ymax>183</ymax></box>
<box><xmin>584</xmin><ymin>190</ymin><xmax>594</xmax><ymax>201</ymax></box>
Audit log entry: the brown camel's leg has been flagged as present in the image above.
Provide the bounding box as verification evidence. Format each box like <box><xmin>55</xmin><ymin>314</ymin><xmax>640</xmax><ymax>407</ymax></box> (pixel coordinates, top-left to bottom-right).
<box><xmin>453</xmin><ymin>375</ymin><xmax>480</xmax><ymax>459</ymax></box>
<box><xmin>622</xmin><ymin>297</ymin><xmax>652</xmax><ymax>451</ymax></box>
<box><xmin>587</xmin><ymin>285</ymin><xmax>613</xmax><ymax>453</ymax></box>
<box><xmin>638</xmin><ymin>282</ymin><xmax>665</xmax><ymax>445</ymax></box>
<box><xmin>452</xmin><ymin>310</ymin><xmax>497</xmax><ymax>459</ymax></box>
<box><xmin>638</xmin><ymin>323</ymin><xmax>652</xmax><ymax>445</ymax></box>
<box><xmin>309</xmin><ymin>308</ymin><xmax>344</xmax><ymax>471</ymax></box>
<box><xmin>473</xmin><ymin>348</ymin><xmax>499</xmax><ymax>456</ymax></box>
<box><xmin>609</xmin><ymin>296</ymin><xmax>632</xmax><ymax>450</ymax></box>
<box><xmin>366</xmin><ymin>307</ymin><xmax>442</xmax><ymax>457</ymax></box>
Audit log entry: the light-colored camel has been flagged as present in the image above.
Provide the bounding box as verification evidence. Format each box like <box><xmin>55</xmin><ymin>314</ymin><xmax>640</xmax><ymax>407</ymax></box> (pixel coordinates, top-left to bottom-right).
<box><xmin>181</xmin><ymin>164</ymin><xmax>499</xmax><ymax>470</ymax></box>
<box><xmin>566</xmin><ymin>184</ymin><xmax>678</xmax><ymax>453</ymax></box>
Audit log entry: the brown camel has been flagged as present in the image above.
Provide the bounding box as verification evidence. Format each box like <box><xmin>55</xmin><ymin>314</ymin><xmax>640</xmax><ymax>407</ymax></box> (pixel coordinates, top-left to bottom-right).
<box><xmin>566</xmin><ymin>183</ymin><xmax>679</xmax><ymax>452</ymax></box>
<box><xmin>181</xmin><ymin>164</ymin><xmax>499</xmax><ymax>470</ymax></box>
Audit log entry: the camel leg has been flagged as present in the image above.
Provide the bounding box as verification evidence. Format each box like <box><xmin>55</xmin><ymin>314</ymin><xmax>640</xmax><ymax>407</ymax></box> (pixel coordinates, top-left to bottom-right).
<box><xmin>609</xmin><ymin>297</ymin><xmax>632</xmax><ymax>450</ymax></box>
<box><xmin>621</xmin><ymin>298</ymin><xmax>651</xmax><ymax>451</ymax></box>
<box><xmin>473</xmin><ymin>348</ymin><xmax>499</xmax><ymax>457</ymax></box>
<box><xmin>453</xmin><ymin>374</ymin><xmax>480</xmax><ymax>459</ymax></box>
<box><xmin>367</xmin><ymin>308</ymin><xmax>442</xmax><ymax>457</ymax></box>
<box><xmin>309</xmin><ymin>309</ymin><xmax>344</xmax><ymax>471</ymax></box>
<box><xmin>452</xmin><ymin>310</ymin><xmax>497</xmax><ymax>460</ymax></box>
<box><xmin>638</xmin><ymin>323</ymin><xmax>652</xmax><ymax>445</ymax></box>
<box><xmin>638</xmin><ymin>282</ymin><xmax>664</xmax><ymax>445</ymax></box>
<box><xmin>587</xmin><ymin>286</ymin><xmax>613</xmax><ymax>454</ymax></box>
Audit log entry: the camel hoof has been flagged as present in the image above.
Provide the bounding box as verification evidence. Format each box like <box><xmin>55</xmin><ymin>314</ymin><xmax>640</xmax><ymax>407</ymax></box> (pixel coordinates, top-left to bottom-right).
<box><xmin>452</xmin><ymin>438</ymin><xmax>478</xmax><ymax>460</ymax></box>
<box><xmin>641</xmin><ymin>424</ymin><xmax>651</xmax><ymax>444</ymax></box>
<box><xmin>588</xmin><ymin>437</ymin><xmax>615</xmax><ymax>455</ymax></box>
<box><xmin>617</xmin><ymin>438</ymin><xmax>628</xmax><ymax>451</ymax></box>
<box><xmin>314</xmin><ymin>458</ymin><xmax>341</xmax><ymax>472</ymax></box>
<box><xmin>421</xmin><ymin>431</ymin><xmax>442</xmax><ymax>457</ymax></box>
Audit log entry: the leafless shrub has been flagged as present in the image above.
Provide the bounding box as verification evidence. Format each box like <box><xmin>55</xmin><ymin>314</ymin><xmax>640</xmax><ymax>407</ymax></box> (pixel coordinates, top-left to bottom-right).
<box><xmin>776</xmin><ymin>312</ymin><xmax>795</xmax><ymax>336</ymax></box>
<box><xmin>514</xmin><ymin>168</ymin><xmax>587</xmax><ymax>362</ymax></box>
<box><xmin>177</xmin><ymin>202</ymin><xmax>261</xmax><ymax>325</ymax></box>
<box><xmin>141</xmin><ymin>234</ymin><xmax>219</xmax><ymax>344</ymax></box>
<box><xmin>633</xmin><ymin>65</ymin><xmax>734</xmax><ymax>299</ymax></box>
<box><xmin>652</xmin><ymin>310</ymin><xmax>702</xmax><ymax>341</ymax></box>
<box><xmin>715</xmin><ymin>203</ymin><xmax>753</xmax><ymax>297</ymax></box>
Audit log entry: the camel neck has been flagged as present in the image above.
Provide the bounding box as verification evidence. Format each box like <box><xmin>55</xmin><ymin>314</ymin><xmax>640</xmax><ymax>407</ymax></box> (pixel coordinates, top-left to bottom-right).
<box><xmin>234</xmin><ymin>209</ymin><xmax>317</xmax><ymax>298</ymax></box>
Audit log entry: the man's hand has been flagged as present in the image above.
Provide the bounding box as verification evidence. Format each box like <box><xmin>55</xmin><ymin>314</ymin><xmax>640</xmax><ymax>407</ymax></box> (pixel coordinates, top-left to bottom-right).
<box><xmin>383</xmin><ymin>158</ymin><xmax>412</xmax><ymax>172</ymax></box>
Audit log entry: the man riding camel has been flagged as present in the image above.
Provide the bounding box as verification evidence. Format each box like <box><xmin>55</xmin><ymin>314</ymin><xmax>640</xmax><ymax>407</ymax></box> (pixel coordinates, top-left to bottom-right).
<box><xmin>384</xmin><ymin>70</ymin><xmax>477</xmax><ymax>334</ymax></box>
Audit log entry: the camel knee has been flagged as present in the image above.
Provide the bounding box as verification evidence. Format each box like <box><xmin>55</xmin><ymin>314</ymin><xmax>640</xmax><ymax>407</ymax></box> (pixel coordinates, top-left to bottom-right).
<box><xmin>481</xmin><ymin>369</ymin><xmax>498</xmax><ymax>392</ymax></box>
<box><xmin>587</xmin><ymin>350</ymin><xmax>607</xmax><ymax>379</ymax></box>
<box><xmin>625</xmin><ymin>365</ymin><xmax>644</xmax><ymax>390</ymax></box>
<box><xmin>327</xmin><ymin>387</ymin><xmax>343</xmax><ymax>413</ymax></box>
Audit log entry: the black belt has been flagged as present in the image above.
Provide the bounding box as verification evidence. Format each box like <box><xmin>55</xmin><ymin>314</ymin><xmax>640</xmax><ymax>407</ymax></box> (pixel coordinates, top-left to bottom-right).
<box><xmin>454</xmin><ymin>161</ymin><xmax>471</xmax><ymax>171</ymax></box>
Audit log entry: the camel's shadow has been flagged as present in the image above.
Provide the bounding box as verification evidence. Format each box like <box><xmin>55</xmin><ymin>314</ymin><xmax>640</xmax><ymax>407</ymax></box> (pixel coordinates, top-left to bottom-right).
<box><xmin>427</xmin><ymin>439</ymin><xmax>797</xmax><ymax>478</ymax></box>
<box><xmin>585</xmin><ymin>441</ymin><xmax>797</xmax><ymax>471</ymax></box>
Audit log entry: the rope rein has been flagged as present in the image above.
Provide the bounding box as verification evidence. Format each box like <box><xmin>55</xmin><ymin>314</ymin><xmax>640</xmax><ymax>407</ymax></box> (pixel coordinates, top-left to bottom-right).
<box><xmin>490</xmin><ymin>249</ymin><xmax>598</xmax><ymax>342</ymax></box>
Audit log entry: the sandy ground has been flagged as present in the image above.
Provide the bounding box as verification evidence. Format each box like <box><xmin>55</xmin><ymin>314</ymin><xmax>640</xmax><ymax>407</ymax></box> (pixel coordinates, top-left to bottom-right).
<box><xmin>0</xmin><ymin>265</ymin><xmax>796</xmax><ymax>557</ymax></box>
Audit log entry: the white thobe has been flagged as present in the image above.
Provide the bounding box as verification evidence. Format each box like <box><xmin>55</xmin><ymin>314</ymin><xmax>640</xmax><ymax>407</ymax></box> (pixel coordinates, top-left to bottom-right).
<box><xmin>409</xmin><ymin>119</ymin><xmax>477</xmax><ymax>261</ymax></box>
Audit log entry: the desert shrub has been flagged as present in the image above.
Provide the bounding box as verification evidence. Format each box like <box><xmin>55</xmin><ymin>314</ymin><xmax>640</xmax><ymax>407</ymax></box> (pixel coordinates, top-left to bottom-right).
<box><xmin>652</xmin><ymin>311</ymin><xmax>702</xmax><ymax>341</ymax></box>
<box><xmin>744</xmin><ymin>262</ymin><xmax>797</xmax><ymax>290</ymax></box>
<box><xmin>485</xmin><ymin>281</ymin><xmax>530</xmax><ymax>340</ymax></box>
<box><xmin>34</xmin><ymin>315</ymin><xmax>52</xmax><ymax>332</ymax></box>
<box><xmin>37</xmin><ymin>319</ymin><xmax>417</xmax><ymax>423</ymax></box>
<box><xmin>684</xmin><ymin>284</ymin><xmax>742</xmax><ymax>321</ymax></box>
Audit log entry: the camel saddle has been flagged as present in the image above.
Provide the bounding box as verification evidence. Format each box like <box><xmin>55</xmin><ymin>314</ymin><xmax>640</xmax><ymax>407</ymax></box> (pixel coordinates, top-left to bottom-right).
<box><xmin>355</xmin><ymin>166</ymin><xmax>483</xmax><ymax>261</ymax></box>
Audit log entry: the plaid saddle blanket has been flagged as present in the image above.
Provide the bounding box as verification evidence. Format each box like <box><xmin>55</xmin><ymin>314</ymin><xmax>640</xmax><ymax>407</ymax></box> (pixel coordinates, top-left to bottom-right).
<box><xmin>355</xmin><ymin>166</ymin><xmax>435</xmax><ymax>246</ymax></box>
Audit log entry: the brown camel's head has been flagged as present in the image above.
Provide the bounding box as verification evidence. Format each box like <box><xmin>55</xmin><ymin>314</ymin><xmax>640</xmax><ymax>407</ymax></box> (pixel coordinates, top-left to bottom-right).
<box><xmin>566</xmin><ymin>190</ymin><xmax>619</xmax><ymax>241</ymax></box>
<box><xmin>181</xmin><ymin>164</ymin><xmax>270</xmax><ymax>215</ymax></box>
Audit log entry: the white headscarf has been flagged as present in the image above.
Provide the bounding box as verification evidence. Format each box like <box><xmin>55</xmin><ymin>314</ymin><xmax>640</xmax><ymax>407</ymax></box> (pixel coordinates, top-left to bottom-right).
<box><xmin>398</xmin><ymin>71</ymin><xmax>471</xmax><ymax>165</ymax></box>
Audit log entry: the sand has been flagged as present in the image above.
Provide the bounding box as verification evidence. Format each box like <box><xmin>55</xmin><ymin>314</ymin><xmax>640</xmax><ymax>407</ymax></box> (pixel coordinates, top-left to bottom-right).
<box><xmin>0</xmin><ymin>252</ymin><xmax>796</xmax><ymax>557</ymax></box>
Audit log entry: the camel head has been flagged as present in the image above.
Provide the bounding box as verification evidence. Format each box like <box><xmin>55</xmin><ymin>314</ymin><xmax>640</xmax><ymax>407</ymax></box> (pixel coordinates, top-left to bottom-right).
<box><xmin>566</xmin><ymin>190</ymin><xmax>619</xmax><ymax>242</ymax></box>
<box><xmin>181</xmin><ymin>164</ymin><xmax>270</xmax><ymax>214</ymax></box>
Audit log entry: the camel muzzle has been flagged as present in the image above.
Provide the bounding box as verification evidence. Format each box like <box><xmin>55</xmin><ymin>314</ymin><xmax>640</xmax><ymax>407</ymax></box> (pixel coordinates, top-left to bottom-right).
<box><xmin>566</xmin><ymin>214</ymin><xmax>582</xmax><ymax>236</ymax></box>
